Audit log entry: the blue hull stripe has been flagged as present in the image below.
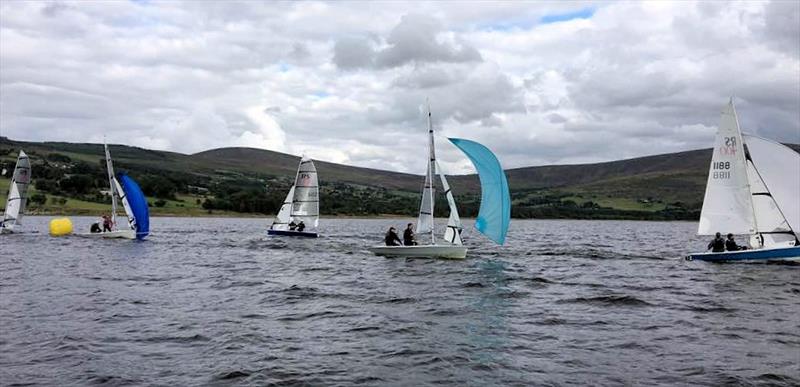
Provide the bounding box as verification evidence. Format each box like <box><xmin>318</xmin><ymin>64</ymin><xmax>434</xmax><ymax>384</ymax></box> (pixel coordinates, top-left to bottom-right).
<box><xmin>687</xmin><ymin>246</ymin><xmax>800</xmax><ymax>262</ymax></box>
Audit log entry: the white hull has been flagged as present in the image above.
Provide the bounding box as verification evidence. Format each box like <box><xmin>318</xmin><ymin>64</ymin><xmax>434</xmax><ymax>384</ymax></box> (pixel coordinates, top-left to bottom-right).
<box><xmin>76</xmin><ymin>229</ymin><xmax>136</xmax><ymax>239</ymax></box>
<box><xmin>368</xmin><ymin>244</ymin><xmax>468</xmax><ymax>259</ymax></box>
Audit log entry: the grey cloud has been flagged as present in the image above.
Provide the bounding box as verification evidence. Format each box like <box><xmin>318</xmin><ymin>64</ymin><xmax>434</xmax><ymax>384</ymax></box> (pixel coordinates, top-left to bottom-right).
<box><xmin>333</xmin><ymin>37</ymin><xmax>375</xmax><ymax>69</ymax></box>
<box><xmin>333</xmin><ymin>14</ymin><xmax>482</xmax><ymax>70</ymax></box>
<box><xmin>761</xmin><ymin>0</ymin><xmax>800</xmax><ymax>57</ymax></box>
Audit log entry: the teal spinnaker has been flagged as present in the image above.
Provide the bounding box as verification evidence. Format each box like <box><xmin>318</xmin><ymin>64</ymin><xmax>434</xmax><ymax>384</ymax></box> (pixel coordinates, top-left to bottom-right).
<box><xmin>448</xmin><ymin>138</ymin><xmax>510</xmax><ymax>245</ymax></box>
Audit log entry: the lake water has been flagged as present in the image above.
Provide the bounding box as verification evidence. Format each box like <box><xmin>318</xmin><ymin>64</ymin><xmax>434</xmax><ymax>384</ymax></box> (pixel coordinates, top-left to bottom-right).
<box><xmin>1</xmin><ymin>217</ymin><xmax>798</xmax><ymax>386</ymax></box>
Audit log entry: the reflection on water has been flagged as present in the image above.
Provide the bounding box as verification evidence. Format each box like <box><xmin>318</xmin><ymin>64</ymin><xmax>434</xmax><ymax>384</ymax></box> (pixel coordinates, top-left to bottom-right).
<box><xmin>0</xmin><ymin>217</ymin><xmax>797</xmax><ymax>386</ymax></box>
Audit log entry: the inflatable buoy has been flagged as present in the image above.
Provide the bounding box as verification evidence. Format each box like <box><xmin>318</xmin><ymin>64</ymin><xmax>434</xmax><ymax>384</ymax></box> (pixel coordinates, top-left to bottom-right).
<box><xmin>49</xmin><ymin>218</ymin><xmax>73</xmax><ymax>236</ymax></box>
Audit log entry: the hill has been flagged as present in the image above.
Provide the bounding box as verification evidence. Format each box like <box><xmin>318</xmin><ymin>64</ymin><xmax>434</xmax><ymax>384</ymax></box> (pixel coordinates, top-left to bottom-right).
<box><xmin>1</xmin><ymin>136</ymin><xmax>797</xmax><ymax>220</ymax></box>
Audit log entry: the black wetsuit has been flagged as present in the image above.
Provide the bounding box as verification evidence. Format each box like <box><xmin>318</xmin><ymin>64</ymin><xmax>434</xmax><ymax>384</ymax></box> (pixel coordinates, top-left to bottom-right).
<box><xmin>90</xmin><ymin>223</ymin><xmax>102</xmax><ymax>233</ymax></box>
<box><xmin>385</xmin><ymin>231</ymin><xmax>401</xmax><ymax>246</ymax></box>
<box><xmin>708</xmin><ymin>237</ymin><xmax>725</xmax><ymax>252</ymax></box>
<box><xmin>726</xmin><ymin>239</ymin><xmax>742</xmax><ymax>251</ymax></box>
<box><xmin>403</xmin><ymin>229</ymin><xmax>416</xmax><ymax>246</ymax></box>
<box><xmin>297</xmin><ymin>222</ymin><xmax>305</xmax><ymax>232</ymax></box>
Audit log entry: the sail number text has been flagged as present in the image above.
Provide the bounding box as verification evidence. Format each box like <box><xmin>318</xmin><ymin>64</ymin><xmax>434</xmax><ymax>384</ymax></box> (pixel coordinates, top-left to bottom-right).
<box><xmin>712</xmin><ymin>161</ymin><xmax>731</xmax><ymax>179</ymax></box>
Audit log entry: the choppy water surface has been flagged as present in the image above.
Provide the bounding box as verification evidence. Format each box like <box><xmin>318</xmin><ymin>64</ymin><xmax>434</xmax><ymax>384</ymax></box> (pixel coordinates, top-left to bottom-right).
<box><xmin>1</xmin><ymin>217</ymin><xmax>798</xmax><ymax>386</ymax></box>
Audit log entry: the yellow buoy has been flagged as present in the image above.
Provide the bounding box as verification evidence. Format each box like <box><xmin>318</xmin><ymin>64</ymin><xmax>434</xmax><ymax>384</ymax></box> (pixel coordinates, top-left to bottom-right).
<box><xmin>49</xmin><ymin>217</ymin><xmax>73</xmax><ymax>236</ymax></box>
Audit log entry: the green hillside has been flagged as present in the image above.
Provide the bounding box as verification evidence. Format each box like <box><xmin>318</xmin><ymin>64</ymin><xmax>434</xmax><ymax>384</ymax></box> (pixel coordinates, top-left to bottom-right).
<box><xmin>2</xmin><ymin>136</ymin><xmax>797</xmax><ymax>220</ymax></box>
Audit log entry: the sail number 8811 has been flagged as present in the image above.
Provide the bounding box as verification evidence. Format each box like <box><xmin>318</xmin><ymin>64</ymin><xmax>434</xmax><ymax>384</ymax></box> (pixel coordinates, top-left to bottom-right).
<box><xmin>713</xmin><ymin>161</ymin><xmax>731</xmax><ymax>179</ymax></box>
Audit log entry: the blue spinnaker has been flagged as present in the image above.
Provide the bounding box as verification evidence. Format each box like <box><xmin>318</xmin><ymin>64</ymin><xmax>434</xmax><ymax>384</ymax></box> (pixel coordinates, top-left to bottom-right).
<box><xmin>448</xmin><ymin>138</ymin><xmax>510</xmax><ymax>245</ymax></box>
<box><xmin>117</xmin><ymin>172</ymin><xmax>150</xmax><ymax>240</ymax></box>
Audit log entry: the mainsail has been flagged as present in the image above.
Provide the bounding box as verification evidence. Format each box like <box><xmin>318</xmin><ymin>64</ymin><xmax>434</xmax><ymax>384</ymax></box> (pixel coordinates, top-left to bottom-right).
<box><xmin>104</xmin><ymin>143</ymin><xmax>120</xmax><ymax>228</ymax></box>
<box><xmin>270</xmin><ymin>157</ymin><xmax>319</xmax><ymax>231</ymax></box>
<box><xmin>698</xmin><ymin>99</ymin><xmax>755</xmax><ymax>235</ymax></box>
<box><xmin>448</xmin><ymin>138</ymin><xmax>511</xmax><ymax>245</ymax></box>
<box><xmin>742</xmin><ymin>134</ymin><xmax>800</xmax><ymax>245</ymax></box>
<box><xmin>290</xmin><ymin>157</ymin><xmax>319</xmax><ymax>228</ymax></box>
<box><xmin>1</xmin><ymin>150</ymin><xmax>31</xmax><ymax>231</ymax></box>
<box><xmin>417</xmin><ymin>107</ymin><xmax>436</xmax><ymax>244</ymax></box>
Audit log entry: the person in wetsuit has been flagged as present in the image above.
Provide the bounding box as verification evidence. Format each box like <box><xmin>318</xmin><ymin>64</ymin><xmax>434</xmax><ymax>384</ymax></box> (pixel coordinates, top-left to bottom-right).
<box><xmin>385</xmin><ymin>227</ymin><xmax>402</xmax><ymax>246</ymax></box>
<box><xmin>296</xmin><ymin>221</ymin><xmax>305</xmax><ymax>232</ymax></box>
<box><xmin>403</xmin><ymin>223</ymin><xmax>417</xmax><ymax>246</ymax></box>
<box><xmin>288</xmin><ymin>221</ymin><xmax>297</xmax><ymax>231</ymax></box>
<box><xmin>707</xmin><ymin>232</ymin><xmax>726</xmax><ymax>252</ymax></box>
<box><xmin>102</xmin><ymin>215</ymin><xmax>113</xmax><ymax>232</ymax></box>
<box><xmin>726</xmin><ymin>233</ymin><xmax>746</xmax><ymax>251</ymax></box>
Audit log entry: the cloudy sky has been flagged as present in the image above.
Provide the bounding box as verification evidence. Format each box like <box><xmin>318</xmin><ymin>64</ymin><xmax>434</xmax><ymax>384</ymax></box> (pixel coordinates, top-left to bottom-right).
<box><xmin>1</xmin><ymin>1</ymin><xmax>798</xmax><ymax>174</ymax></box>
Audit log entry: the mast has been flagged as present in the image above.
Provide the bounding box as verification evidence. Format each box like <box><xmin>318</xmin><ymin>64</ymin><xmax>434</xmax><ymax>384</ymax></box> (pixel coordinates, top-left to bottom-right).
<box><xmin>427</xmin><ymin>103</ymin><xmax>436</xmax><ymax>244</ymax></box>
<box><xmin>104</xmin><ymin>141</ymin><xmax>118</xmax><ymax>228</ymax></box>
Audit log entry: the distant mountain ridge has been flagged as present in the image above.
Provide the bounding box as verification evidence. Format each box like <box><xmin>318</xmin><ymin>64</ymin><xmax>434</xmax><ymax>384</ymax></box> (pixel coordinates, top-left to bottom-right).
<box><xmin>1</xmin><ymin>136</ymin><xmax>797</xmax><ymax>219</ymax></box>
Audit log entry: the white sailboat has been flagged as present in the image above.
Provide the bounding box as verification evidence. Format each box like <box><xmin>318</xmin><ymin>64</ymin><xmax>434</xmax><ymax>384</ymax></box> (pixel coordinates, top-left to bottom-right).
<box><xmin>1</xmin><ymin>150</ymin><xmax>31</xmax><ymax>234</ymax></box>
<box><xmin>688</xmin><ymin>99</ymin><xmax>800</xmax><ymax>262</ymax></box>
<box><xmin>78</xmin><ymin>143</ymin><xmax>150</xmax><ymax>240</ymax></box>
<box><xmin>267</xmin><ymin>156</ymin><xmax>319</xmax><ymax>238</ymax></box>
<box><xmin>368</xmin><ymin>105</ymin><xmax>511</xmax><ymax>259</ymax></box>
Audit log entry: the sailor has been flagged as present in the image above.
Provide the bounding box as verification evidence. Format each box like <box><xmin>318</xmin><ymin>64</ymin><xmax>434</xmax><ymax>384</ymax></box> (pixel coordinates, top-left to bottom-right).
<box><xmin>707</xmin><ymin>232</ymin><xmax>726</xmax><ymax>252</ymax></box>
<box><xmin>90</xmin><ymin>222</ymin><xmax>102</xmax><ymax>233</ymax></box>
<box><xmin>726</xmin><ymin>233</ymin><xmax>746</xmax><ymax>251</ymax></box>
<box><xmin>296</xmin><ymin>221</ymin><xmax>306</xmax><ymax>232</ymax></box>
<box><xmin>102</xmin><ymin>215</ymin><xmax>113</xmax><ymax>232</ymax></box>
<box><xmin>288</xmin><ymin>221</ymin><xmax>297</xmax><ymax>231</ymax></box>
<box><xmin>384</xmin><ymin>227</ymin><xmax>402</xmax><ymax>246</ymax></box>
<box><xmin>403</xmin><ymin>223</ymin><xmax>417</xmax><ymax>246</ymax></box>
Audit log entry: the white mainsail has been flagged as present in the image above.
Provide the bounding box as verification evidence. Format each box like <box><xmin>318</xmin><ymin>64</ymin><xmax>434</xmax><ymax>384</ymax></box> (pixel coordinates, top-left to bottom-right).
<box><xmin>698</xmin><ymin>100</ymin><xmax>755</xmax><ymax>235</ymax></box>
<box><xmin>2</xmin><ymin>150</ymin><xmax>31</xmax><ymax>231</ymax></box>
<box><xmin>417</xmin><ymin>106</ymin><xmax>437</xmax><ymax>244</ymax></box>
<box><xmin>290</xmin><ymin>157</ymin><xmax>319</xmax><ymax>228</ymax></box>
<box><xmin>104</xmin><ymin>143</ymin><xmax>120</xmax><ymax>229</ymax></box>
<box><xmin>743</xmin><ymin>134</ymin><xmax>800</xmax><ymax>246</ymax></box>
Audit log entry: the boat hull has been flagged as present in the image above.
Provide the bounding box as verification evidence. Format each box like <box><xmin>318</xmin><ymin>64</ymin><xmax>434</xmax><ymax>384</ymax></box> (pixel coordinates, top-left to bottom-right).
<box><xmin>268</xmin><ymin>229</ymin><xmax>318</xmax><ymax>238</ymax></box>
<box><xmin>76</xmin><ymin>229</ymin><xmax>136</xmax><ymax>240</ymax></box>
<box><xmin>686</xmin><ymin>246</ymin><xmax>800</xmax><ymax>262</ymax></box>
<box><xmin>369</xmin><ymin>245</ymin><xmax>468</xmax><ymax>259</ymax></box>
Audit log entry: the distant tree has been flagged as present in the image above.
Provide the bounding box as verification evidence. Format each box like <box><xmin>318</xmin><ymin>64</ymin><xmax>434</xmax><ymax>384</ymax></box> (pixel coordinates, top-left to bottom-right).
<box><xmin>29</xmin><ymin>193</ymin><xmax>47</xmax><ymax>206</ymax></box>
<box><xmin>46</xmin><ymin>153</ymin><xmax>72</xmax><ymax>163</ymax></box>
<box><xmin>154</xmin><ymin>199</ymin><xmax>167</xmax><ymax>208</ymax></box>
<box><xmin>59</xmin><ymin>174</ymin><xmax>94</xmax><ymax>194</ymax></box>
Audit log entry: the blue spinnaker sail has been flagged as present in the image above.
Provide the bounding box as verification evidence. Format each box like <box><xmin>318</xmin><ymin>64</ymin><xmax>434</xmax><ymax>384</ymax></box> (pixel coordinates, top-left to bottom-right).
<box><xmin>448</xmin><ymin>138</ymin><xmax>510</xmax><ymax>245</ymax></box>
<box><xmin>117</xmin><ymin>172</ymin><xmax>150</xmax><ymax>240</ymax></box>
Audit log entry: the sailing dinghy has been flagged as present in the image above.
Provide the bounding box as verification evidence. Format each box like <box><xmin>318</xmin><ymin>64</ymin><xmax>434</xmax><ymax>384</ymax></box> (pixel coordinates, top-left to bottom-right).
<box><xmin>1</xmin><ymin>150</ymin><xmax>31</xmax><ymax>234</ymax></box>
<box><xmin>77</xmin><ymin>143</ymin><xmax>150</xmax><ymax>240</ymax></box>
<box><xmin>368</xmin><ymin>106</ymin><xmax>510</xmax><ymax>259</ymax></box>
<box><xmin>687</xmin><ymin>99</ymin><xmax>800</xmax><ymax>262</ymax></box>
<box><xmin>268</xmin><ymin>156</ymin><xmax>319</xmax><ymax>238</ymax></box>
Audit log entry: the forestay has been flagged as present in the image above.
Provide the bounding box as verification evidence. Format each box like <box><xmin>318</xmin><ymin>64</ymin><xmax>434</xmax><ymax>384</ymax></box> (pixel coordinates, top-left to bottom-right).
<box><xmin>448</xmin><ymin>138</ymin><xmax>511</xmax><ymax>245</ymax></box>
<box><xmin>1</xmin><ymin>150</ymin><xmax>31</xmax><ymax>231</ymax></box>
<box><xmin>698</xmin><ymin>100</ymin><xmax>755</xmax><ymax>235</ymax></box>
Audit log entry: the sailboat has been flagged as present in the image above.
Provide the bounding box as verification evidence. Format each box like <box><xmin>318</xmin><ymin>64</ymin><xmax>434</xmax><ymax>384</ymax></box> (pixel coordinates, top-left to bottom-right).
<box><xmin>267</xmin><ymin>156</ymin><xmax>319</xmax><ymax>238</ymax></box>
<box><xmin>1</xmin><ymin>150</ymin><xmax>31</xmax><ymax>234</ymax></box>
<box><xmin>687</xmin><ymin>99</ymin><xmax>800</xmax><ymax>262</ymax></box>
<box><xmin>368</xmin><ymin>106</ymin><xmax>511</xmax><ymax>259</ymax></box>
<box><xmin>78</xmin><ymin>143</ymin><xmax>150</xmax><ymax>240</ymax></box>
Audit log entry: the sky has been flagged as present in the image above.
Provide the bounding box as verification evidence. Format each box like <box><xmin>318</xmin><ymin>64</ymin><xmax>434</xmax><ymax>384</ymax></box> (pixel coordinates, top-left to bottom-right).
<box><xmin>0</xmin><ymin>1</ymin><xmax>798</xmax><ymax>174</ymax></box>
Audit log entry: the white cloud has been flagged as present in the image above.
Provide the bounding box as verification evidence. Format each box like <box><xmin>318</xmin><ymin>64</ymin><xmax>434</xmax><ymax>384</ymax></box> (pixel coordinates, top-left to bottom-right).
<box><xmin>0</xmin><ymin>0</ymin><xmax>797</xmax><ymax>174</ymax></box>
